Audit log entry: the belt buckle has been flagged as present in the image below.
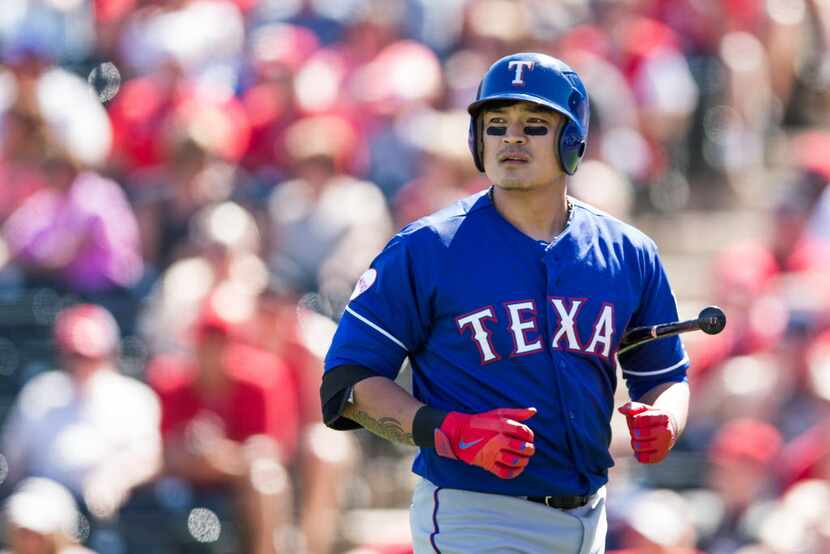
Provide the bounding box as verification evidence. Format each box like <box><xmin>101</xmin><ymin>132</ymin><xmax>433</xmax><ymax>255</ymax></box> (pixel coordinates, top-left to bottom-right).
<box><xmin>545</xmin><ymin>495</ymin><xmax>586</xmax><ymax>509</ymax></box>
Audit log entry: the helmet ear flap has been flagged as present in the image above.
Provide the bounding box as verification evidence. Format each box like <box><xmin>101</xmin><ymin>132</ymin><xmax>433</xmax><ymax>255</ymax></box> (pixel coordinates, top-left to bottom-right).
<box><xmin>558</xmin><ymin>119</ymin><xmax>586</xmax><ymax>175</ymax></box>
<box><xmin>467</xmin><ymin>115</ymin><xmax>484</xmax><ymax>172</ymax></box>
<box><xmin>468</xmin><ymin>82</ymin><xmax>485</xmax><ymax>172</ymax></box>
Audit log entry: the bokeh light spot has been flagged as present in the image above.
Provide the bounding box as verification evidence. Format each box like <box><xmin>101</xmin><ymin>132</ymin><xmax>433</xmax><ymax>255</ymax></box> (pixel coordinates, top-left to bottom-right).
<box><xmin>308</xmin><ymin>423</ymin><xmax>353</xmax><ymax>463</ymax></box>
<box><xmin>720</xmin><ymin>32</ymin><xmax>764</xmax><ymax>73</ymax></box>
<box><xmin>766</xmin><ymin>0</ymin><xmax>806</xmax><ymax>25</ymax></box>
<box><xmin>87</xmin><ymin>62</ymin><xmax>122</xmax><ymax>103</ymax></box>
<box><xmin>75</xmin><ymin>512</ymin><xmax>91</xmax><ymax>543</ymax></box>
<box><xmin>703</xmin><ymin>105</ymin><xmax>740</xmax><ymax>145</ymax></box>
<box><xmin>250</xmin><ymin>458</ymin><xmax>288</xmax><ymax>495</ymax></box>
<box><xmin>188</xmin><ymin>507</ymin><xmax>221</xmax><ymax>543</ymax></box>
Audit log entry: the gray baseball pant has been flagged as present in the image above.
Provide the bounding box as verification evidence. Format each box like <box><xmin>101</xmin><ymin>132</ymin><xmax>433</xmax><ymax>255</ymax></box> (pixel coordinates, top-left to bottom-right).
<box><xmin>410</xmin><ymin>478</ymin><xmax>606</xmax><ymax>554</ymax></box>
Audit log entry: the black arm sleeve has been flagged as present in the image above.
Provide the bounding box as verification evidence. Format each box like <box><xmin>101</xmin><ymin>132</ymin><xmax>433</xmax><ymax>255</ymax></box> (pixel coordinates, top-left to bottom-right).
<box><xmin>319</xmin><ymin>364</ymin><xmax>380</xmax><ymax>430</ymax></box>
<box><xmin>321</xmin><ymin>365</ymin><xmax>449</xmax><ymax>448</ymax></box>
<box><xmin>412</xmin><ymin>405</ymin><xmax>448</xmax><ymax>448</ymax></box>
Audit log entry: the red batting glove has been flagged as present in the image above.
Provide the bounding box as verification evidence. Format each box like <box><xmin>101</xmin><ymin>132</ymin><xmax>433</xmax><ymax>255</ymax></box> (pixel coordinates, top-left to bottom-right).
<box><xmin>434</xmin><ymin>407</ymin><xmax>536</xmax><ymax>479</ymax></box>
<box><xmin>618</xmin><ymin>402</ymin><xmax>678</xmax><ymax>464</ymax></box>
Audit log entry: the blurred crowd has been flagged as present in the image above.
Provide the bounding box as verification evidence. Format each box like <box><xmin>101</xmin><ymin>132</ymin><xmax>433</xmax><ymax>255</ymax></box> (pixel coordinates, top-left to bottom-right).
<box><xmin>1</xmin><ymin>0</ymin><xmax>830</xmax><ymax>553</ymax></box>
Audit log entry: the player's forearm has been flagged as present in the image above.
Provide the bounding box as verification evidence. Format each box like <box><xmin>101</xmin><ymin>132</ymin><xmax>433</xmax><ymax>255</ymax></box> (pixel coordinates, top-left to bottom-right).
<box><xmin>342</xmin><ymin>376</ymin><xmax>425</xmax><ymax>446</ymax></box>
<box><xmin>638</xmin><ymin>381</ymin><xmax>690</xmax><ymax>437</ymax></box>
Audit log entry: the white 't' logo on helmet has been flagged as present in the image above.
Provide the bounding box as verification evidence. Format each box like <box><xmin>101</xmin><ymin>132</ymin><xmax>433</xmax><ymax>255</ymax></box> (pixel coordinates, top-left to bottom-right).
<box><xmin>508</xmin><ymin>60</ymin><xmax>534</xmax><ymax>85</ymax></box>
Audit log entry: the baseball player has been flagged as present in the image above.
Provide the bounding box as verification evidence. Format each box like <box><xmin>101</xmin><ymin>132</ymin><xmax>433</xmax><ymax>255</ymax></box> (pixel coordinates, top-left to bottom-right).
<box><xmin>320</xmin><ymin>53</ymin><xmax>690</xmax><ymax>553</ymax></box>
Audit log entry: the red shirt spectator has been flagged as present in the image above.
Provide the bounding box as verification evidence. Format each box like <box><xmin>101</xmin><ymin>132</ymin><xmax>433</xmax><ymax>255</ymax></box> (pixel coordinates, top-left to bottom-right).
<box><xmin>149</xmin><ymin>309</ymin><xmax>295</xmax><ymax>554</ymax></box>
<box><xmin>149</xmin><ymin>341</ymin><xmax>300</xmax><ymax>462</ymax></box>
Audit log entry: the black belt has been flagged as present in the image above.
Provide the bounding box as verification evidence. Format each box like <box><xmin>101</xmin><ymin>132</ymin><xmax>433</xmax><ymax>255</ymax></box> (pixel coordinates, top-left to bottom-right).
<box><xmin>526</xmin><ymin>495</ymin><xmax>590</xmax><ymax>510</ymax></box>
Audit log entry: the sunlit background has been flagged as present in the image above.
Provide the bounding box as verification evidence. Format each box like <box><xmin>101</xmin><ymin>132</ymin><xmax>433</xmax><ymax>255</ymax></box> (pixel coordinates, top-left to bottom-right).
<box><xmin>1</xmin><ymin>0</ymin><xmax>830</xmax><ymax>553</ymax></box>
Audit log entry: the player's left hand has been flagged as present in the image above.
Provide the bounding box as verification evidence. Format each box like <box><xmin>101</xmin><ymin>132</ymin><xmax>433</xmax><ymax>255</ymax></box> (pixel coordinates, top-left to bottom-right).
<box><xmin>617</xmin><ymin>402</ymin><xmax>677</xmax><ymax>464</ymax></box>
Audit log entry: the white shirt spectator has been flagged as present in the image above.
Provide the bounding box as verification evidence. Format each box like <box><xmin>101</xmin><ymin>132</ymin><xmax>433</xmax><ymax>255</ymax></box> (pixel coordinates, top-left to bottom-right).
<box><xmin>1</xmin><ymin>366</ymin><xmax>161</xmax><ymax>516</ymax></box>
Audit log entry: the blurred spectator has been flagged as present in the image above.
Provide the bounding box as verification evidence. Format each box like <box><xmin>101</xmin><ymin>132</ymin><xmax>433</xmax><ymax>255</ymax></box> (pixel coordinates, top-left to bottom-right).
<box><xmin>246</xmin><ymin>283</ymin><xmax>355</xmax><ymax>554</ymax></box>
<box><xmin>109</xmin><ymin>54</ymin><xmax>251</xmax><ymax>177</ymax></box>
<box><xmin>560</xmin><ymin>50</ymin><xmax>645</xmax><ymax>183</ymax></box>
<box><xmin>0</xmin><ymin>304</ymin><xmax>161</xmax><ymax>546</ymax></box>
<box><xmin>391</xmin><ymin>109</ymin><xmax>485</xmax><ymax>226</ymax></box>
<box><xmin>701</xmin><ymin>242</ymin><xmax>785</xmax><ymax>366</ymax></box>
<box><xmin>558</xmin><ymin>4</ymin><xmax>699</xmax><ymax>210</ymax></box>
<box><xmin>3</xmin><ymin>477</ymin><xmax>94</xmax><ymax>554</ymax></box>
<box><xmin>569</xmin><ymin>160</ymin><xmax>636</xmax><ymax>221</ymax></box>
<box><xmin>6</xmin><ymin>64</ymin><xmax>112</xmax><ymax>170</ymax></box>
<box><xmin>751</xmin><ymin>478</ymin><xmax>830</xmax><ymax>553</ymax></box>
<box><xmin>767</xmin><ymin>169</ymin><xmax>830</xmax><ymax>272</ymax></box>
<box><xmin>118</xmin><ymin>0</ymin><xmax>245</xmax><ymax>84</ymax></box>
<box><xmin>147</xmin><ymin>304</ymin><xmax>293</xmax><ymax>554</ymax></box>
<box><xmin>0</xmin><ymin>59</ymin><xmax>122</xmax><ymax>292</ymax></box>
<box><xmin>688</xmin><ymin>167</ymin><xmax>830</xmax><ymax>389</ymax></box>
<box><xmin>610</xmin><ymin>489</ymin><xmax>701</xmax><ymax>554</ymax></box>
<box><xmin>0</xmin><ymin>0</ymin><xmax>95</xmax><ymax>64</ymax></box>
<box><xmin>107</xmin><ymin>64</ymin><xmax>189</xmax><ymax>174</ymax></box>
<box><xmin>698</xmin><ymin>418</ymin><xmax>783</xmax><ymax>553</ymax></box>
<box><xmin>691</xmin><ymin>354</ymin><xmax>796</xmax><ymax>443</ymax></box>
<box><xmin>359</xmin><ymin>40</ymin><xmax>444</xmax><ymax>198</ymax></box>
<box><xmin>138</xmin><ymin>200</ymin><xmax>267</xmax><ymax>354</ymax></box>
<box><xmin>131</xmin><ymin>136</ymin><xmax>233</xmax><ymax>271</ymax></box>
<box><xmin>1</xmin><ymin>138</ymin><xmax>142</xmax><ymax>296</ymax></box>
<box><xmin>781</xmin><ymin>425</ymin><xmax>830</xmax><ymax>493</ymax></box>
<box><xmin>266</xmin><ymin>114</ymin><xmax>393</xmax><ymax>317</ymax></box>
<box><xmin>239</xmin><ymin>23</ymin><xmax>316</xmax><ymax>178</ymax></box>
<box><xmin>778</xmin><ymin>341</ymin><xmax>830</xmax><ymax>487</ymax></box>
<box><xmin>0</xmin><ymin>103</ymin><xmax>49</xmax><ymax>223</ymax></box>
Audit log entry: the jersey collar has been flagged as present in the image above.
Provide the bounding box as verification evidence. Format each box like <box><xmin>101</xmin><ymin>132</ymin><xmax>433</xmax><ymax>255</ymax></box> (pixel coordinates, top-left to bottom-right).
<box><xmin>484</xmin><ymin>186</ymin><xmax>576</xmax><ymax>247</ymax></box>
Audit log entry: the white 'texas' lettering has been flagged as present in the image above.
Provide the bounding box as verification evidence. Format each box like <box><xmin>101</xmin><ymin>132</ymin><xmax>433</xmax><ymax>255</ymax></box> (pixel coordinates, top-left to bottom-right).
<box><xmin>550</xmin><ymin>298</ymin><xmax>583</xmax><ymax>351</ymax></box>
<box><xmin>585</xmin><ymin>304</ymin><xmax>615</xmax><ymax>358</ymax></box>
<box><xmin>505</xmin><ymin>301</ymin><xmax>543</xmax><ymax>355</ymax></box>
<box><xmin>457</xmin><ymin>308</ymin><xmax>499</xmax><ymax>362</ymax></box>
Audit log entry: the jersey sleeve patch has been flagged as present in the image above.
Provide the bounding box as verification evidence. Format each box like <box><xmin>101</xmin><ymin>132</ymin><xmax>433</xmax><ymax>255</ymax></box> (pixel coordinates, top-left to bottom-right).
<box><xmin>325</xmin><ymin>229</ymin><xmax>435</xmax><ymax>378</ymax></box>
<box><xmin>350</xmin><ymin>268</ymin><xmax>378</xmax><ymax>300</ymax></box>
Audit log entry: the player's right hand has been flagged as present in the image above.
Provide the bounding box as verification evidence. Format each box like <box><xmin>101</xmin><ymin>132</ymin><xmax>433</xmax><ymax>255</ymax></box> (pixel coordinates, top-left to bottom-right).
<box><xmin>434</xmin><ymin>407</ymin><xmax>536</xmax><ymax>479</ymax></box>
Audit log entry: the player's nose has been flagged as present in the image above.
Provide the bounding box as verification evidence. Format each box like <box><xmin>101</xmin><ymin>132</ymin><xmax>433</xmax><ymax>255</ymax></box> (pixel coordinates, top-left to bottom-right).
<box><xmin>502</xmin><ymin>121</ymin><xmax>528</xmax><ymax>143</ymax></box>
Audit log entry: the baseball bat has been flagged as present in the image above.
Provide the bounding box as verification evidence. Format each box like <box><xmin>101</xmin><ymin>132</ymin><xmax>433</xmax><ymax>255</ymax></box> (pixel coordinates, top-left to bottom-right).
<box><xmin>617</xmin><ymin>306</ymin><xmax>726</xmax><ymax>356</ymax></box>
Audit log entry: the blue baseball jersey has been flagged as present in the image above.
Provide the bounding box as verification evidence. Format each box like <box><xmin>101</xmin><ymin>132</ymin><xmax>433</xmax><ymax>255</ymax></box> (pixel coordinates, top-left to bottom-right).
<box><xmin>324</xmin><ymin>189</ymin><xmax>688</xmax><ymax>497</ymax></box>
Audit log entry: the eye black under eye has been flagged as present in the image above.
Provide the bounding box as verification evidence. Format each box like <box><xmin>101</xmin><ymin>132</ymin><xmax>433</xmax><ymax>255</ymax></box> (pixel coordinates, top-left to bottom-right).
<box><xmin>485</xmin><ymin>125</ymin><xmax>548</xmax><ymax>136</ymax></box>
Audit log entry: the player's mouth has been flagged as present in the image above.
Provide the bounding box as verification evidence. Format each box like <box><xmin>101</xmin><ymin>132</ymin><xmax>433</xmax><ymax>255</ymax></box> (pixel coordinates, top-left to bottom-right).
<box><xmin>499</xmin><ymin>152</ymin><xmax>530</xmax><ymax>165</ymax></box>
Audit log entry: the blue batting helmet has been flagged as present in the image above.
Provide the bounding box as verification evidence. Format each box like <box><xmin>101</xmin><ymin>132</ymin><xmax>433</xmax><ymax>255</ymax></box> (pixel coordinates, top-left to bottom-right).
<box><xmin>467</xmin><ymin>53</ymin><xmax>590</xmax><ymax>175</ymax></box>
